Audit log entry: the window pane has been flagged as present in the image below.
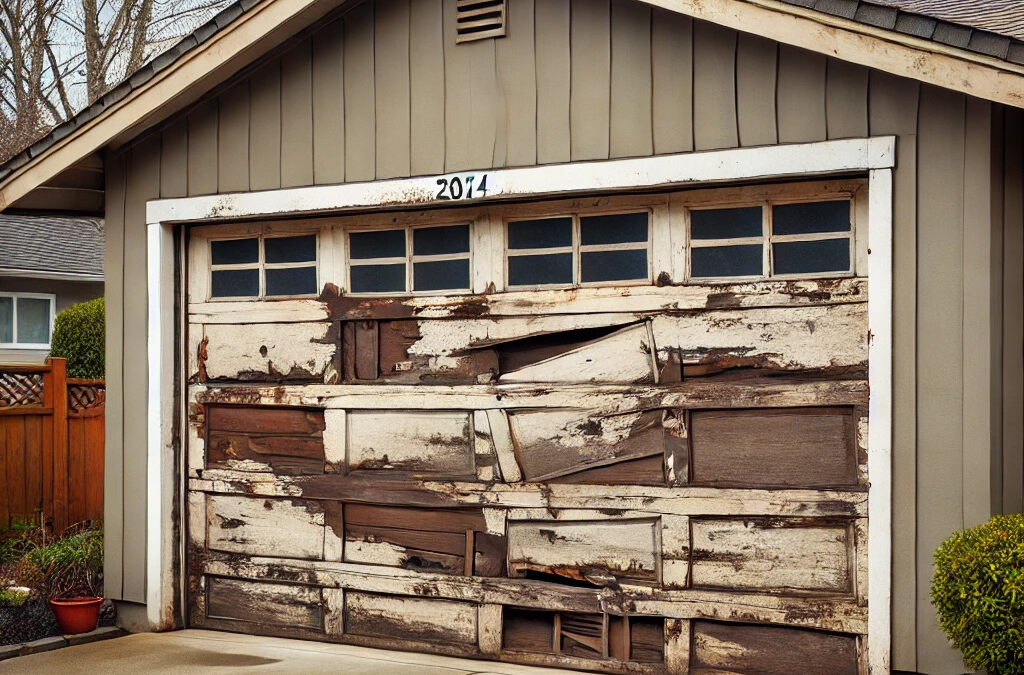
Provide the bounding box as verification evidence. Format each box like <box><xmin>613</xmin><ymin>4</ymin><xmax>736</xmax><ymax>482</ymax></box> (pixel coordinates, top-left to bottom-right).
<box><xmin>690</xmin><ymin>244</ymin><xmax>763</xmax><ymax>278</ymax></box>
<box><xmin>0</xmin><ymin>297</ymin><xmax>13</xmax><ymax>342</ymax></box>
<box><xmin>349</xmin><ymin>229</ymin><xmax>406</xmax><ymax>259</ymax></box>
<box><xmin>265</xmin><ymin>235</ymin><xmax>316</xmax><ymax>263</ymax></box>
<box><xmin>414</xmin><ymin>259</ymin><xmax>471</xmax><ymax>291</ymax></box>
<box><xmin>17</xmin><ymin>298</ymin><xmax>50</xmax><ymax>344</ymax></box>
<box><xmin>690</xmin><ymin>206</ymin><xmax>762</xmax><ymax>240</ymax></box>
<box><xmin>266</xmin><ymin>266</ymin><xmax>318</xmax><ymax>296</ymax></box>
<box><xmin>508</xmin><ymin>253</ymin><xmax>573</xmax><ymax>286</ymax></box>
<box><xmin>350</xmin><ymin>263</ymin><xmax>407</xmax><ymax>293</ymax></box>
<box><xmin>507</xmin><ymin>218</ymin><xmax>572</xmax><ymax>249</ymax></box>
<box><xmin>773</xmin><ymin>200</ymin><xmax>851</xmax><ymax>236</ymax></box>
<box><xmin>211</xmin><ymin>268</ymin><xmax>259</xmax><ymax>297</ymax></box>
<box><xmin>773</xmin><ymin>239</ymin><xmax>850</xmax><ymax>275</ymax></box>
<box><xmin>581</xmin><ymin>249</ymin><xmax>648</xmax><ymax>282</ymax></box>
<box><xmin>414</xmin><ymin>224</ymin><xmax>470</xmax><ymax>256</ymax></box>
<box><xmin>580</xmin><ymin>212</ymin><xmax>648</xmax><ymax>245</ymax></box>
<box><xmin>211</xmin><ymin>238</ymin><xmax>259</xmax><ymax>264</ymax></box>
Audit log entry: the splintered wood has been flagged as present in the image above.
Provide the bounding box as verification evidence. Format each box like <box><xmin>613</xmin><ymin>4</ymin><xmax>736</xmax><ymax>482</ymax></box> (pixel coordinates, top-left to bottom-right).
<box><xmin>186</xmin><ymin>276</ymin><xmax>870</xmax><ymax>674</ymax></box>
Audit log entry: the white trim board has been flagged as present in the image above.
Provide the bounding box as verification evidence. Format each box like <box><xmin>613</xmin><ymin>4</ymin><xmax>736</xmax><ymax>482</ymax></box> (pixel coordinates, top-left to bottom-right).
<box><xmin>147</xmin><ymin>138</ymin><xmax>894</xmax><ymax>224</ymax></box>
<box><xmin>147</xmin><ymin>139</ymin><xmax>895</xmax><ymax>673</ymax></box>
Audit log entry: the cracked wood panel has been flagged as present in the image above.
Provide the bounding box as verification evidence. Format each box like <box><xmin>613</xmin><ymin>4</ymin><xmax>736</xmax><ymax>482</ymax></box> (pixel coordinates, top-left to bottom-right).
<box><xmin>690</xmin><ymin>620</ymin><xmax>858</xmax><ymax>675</ymax></box>
<box><xmin>205</xmin><ymin>494</ymin><xmax>335</xmax><ymax>560</ymax></box>
<box><xmin>196</xmin><ymin>322</ymin><xmax>338</xmax><ymax>382</ymax></box>
<box><xmin>689</xmin><ymin>518</ymin><xmax>854</xmax><ymax>594</ymax></box>
<box><xmin>344</xmin><ymin>591</ymin><xmax>478</xmax><ymax>645</ymax></box>
<box><xmin>205</xmin><ymin>405</ymin><xmax>325</xmax><ymax>474</ymax></box>
<box><xmin>506</xmin><ymin>518</ymin><xmax>660</xmax><ymax>586</ymax></box>
<box><xmin>205</xmin><ymin>576</ymin><xmax>323</xmax><ymax>629</ymax></box>
<box><xmin>345</xmin><ymin>410</ymin><xmax>474</xmax><ymax>476</ymax></box>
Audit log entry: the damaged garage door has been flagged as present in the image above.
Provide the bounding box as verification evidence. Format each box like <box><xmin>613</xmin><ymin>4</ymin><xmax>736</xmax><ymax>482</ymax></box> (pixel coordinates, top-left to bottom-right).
<box><xmin>184</xmin><ymin>184</ymin><xmax>870</xmax><ymax>674</ymax></box>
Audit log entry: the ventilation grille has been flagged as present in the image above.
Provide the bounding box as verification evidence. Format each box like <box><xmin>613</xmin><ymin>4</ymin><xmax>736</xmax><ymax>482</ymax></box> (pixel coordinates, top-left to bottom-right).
<box><xmin>456</xmin><ymin>0</ymin><xmax>507</xmax><ymax>43</ymax></box>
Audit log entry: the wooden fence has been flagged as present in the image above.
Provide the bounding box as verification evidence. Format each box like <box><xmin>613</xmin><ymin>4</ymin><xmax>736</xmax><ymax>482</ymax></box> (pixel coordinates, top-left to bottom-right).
<box><xmin>0</xmin><ymin>357</ymin><xmax>104</xmax><ymax>532</ymax></box>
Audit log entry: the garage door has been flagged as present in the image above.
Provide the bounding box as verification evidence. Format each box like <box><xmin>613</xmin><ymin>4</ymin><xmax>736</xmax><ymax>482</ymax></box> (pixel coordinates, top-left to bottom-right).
<box><xmin>184</xmin><ymin>182</ymin><xmax>870</xmax><ymax>674</ymax></box>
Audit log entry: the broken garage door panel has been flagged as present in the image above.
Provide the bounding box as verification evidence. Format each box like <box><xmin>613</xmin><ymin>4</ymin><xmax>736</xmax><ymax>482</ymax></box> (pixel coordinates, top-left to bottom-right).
<box><xmin>198</xmin><ymin>322</ymin><xmax>339</xmax><ymax>382</ymax></box>
<box><xmin>205</xmin><ymin>404</ymin><xmax>326</xmax><ymax>475</ymax></box>
<box><xmin>690</xmin><ymin>620</ymin><xmax>858</xmax><ymax>675</ymax></box>
<box><xmin>206</xmin><ymin>576</ymin><xmax>323</xmax><ymax>629</ymax></box>
<box><xmin>502</xmin><ymin>607</ymin><xmax>665</xmax><ymax>664</ymax></box>
<box><xmin>344</xmin><ymin>591</ymin><xmax>479</xmax><ymax>646</ymax></box>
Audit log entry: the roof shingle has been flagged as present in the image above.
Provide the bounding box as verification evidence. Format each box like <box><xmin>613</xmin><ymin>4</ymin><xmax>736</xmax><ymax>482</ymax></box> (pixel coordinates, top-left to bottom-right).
<box><xmin>0</xmin><ymin>216</ymin><xmax>104</xmax><ymax>277</ymax></box>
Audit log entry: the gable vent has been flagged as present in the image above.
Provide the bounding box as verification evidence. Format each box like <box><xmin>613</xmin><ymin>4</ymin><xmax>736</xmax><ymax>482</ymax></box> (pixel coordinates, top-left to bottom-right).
<box><xmin>456</xmin><ymin>0</ymin><xmax>507</xmax><ymax>43</ymax></box>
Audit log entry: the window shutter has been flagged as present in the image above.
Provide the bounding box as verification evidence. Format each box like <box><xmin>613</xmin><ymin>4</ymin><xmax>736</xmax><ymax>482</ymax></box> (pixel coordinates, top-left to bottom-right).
<box><xmin>456</xmin><ymin>0</ymin><xmax>507</xmax><ymax>43</ymax></box>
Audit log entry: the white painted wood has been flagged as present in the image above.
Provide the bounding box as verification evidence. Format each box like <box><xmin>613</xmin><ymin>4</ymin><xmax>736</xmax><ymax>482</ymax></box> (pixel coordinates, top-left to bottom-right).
<box><xmin>201</xmin><ymin>322</ymin><xmax>336</xmax><ymax>380</ymax></box>
<box><xmin>147</xmin><ymin>139</ymin><xmax>895</xmax><ymax>224</ymax></box>
<box><xmin>478</xmin><ymin>604</ymin><xmax>503</xmax><ymax>654</ymax></box>
<box><xmin>485</xmin><ymin>409</ymin><xmax>522</xmax><ymax>482</ymax></box>
<box><xmin>346</xmin><ymin>410</ymin><xmax>474</xmax><ymax>474</ymax></box>
<box><xmin>322</xmin><ymin>587</ymin><xmax>344</xmax><ymax>634</ymax></box>
<box><xmin>345</xmin><ymin>591</ymin><xmax>478</xmax><ymax>644</ymax></box>
<box><xmin>661</xmin><ymin>514</ymin><xmax>690</xmax><ymax>589</ymax></box>
<box><xmin>472</xmin><ymin>410</ymin><xmax>497</xmax><ymax>482</ymax></box>
<box><xmin>189</xmin><ymin>300</ymin><xmax>330</xmax><ymax>324</ymax></box>
<box><xmin>866</xmin><ymin>167</ymin><xmax>893</xmax><ymax>674</ymax></box>
<box><xmin>206</xmin><ymin>494</ymin><xmax>326</xmax><ymax>559</ymax></box>
<box><xmin>323</xmin><ymin>409</ymin><xmax>346</xmax><ymax>472</ymax></box>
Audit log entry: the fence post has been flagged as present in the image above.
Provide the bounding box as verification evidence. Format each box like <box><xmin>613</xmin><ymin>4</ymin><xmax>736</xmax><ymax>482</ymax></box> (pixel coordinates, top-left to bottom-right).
<box><xmin>45</xmin><ymin>357</ymin><xmax>69</xmax><ymax>532</ymax></box>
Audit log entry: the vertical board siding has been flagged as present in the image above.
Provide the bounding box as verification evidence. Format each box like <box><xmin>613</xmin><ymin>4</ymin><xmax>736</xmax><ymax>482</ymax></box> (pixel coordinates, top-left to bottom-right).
<box><xmin>442</xmin><ymin>0</ymin><xmax>472</xmax><ymax>171</ymax></box>
<box><xmin>776</xmin><ymin>45</ymin><xmax>827</xmax><ymax>144</ymax></box>
<box><xmin>1003</xmin><ymin>109</ymin><xmax>1024</xmax><ymax>514</ymax></box>
<box><xmin>651</xmin><ymin>9</ymin><xmax>692</xmax><ymax>154</ymax></box>
<box><xmin>409</xmin><ymin>0</ymin><xmax>445</xmax><ymax>175</ymax></box>
<box><xmin>495</xmin><ymin>0</ymin><xmax>537</xmax><ymax>167</ymax></box>
<box><xmin>281</xmin><ymin>41</ymin><xmax>315</xmax><ymax>188</ymax></box>
<box><xmin>186</xmin><ymin>100</ymin><xmax>218</xmax><ymax>196</ymax></box>
<box><xmin>868</xmin><ymin>68</ymin><xmax>920</xmax><ymax>673</ymax></box>
<box><xmin>570</xmin><ymin>0</ymin><xmax>611</xmax><ymax>161</ymax></box>
<box><xmin>825</xmin><ymin>59</ymin><xmax>869</xmax><ymax>140</ymax></box>
<box><xmin>467</xmin><ymin>37</ymin><xmax>500</xmax><ymax>170</ymax></box>
<box><xmin>160</xmin><ymin>120</ymin><xmax>189</xmax><ymax>199</ymax></box>
<box><xmin>609</xmin><ymin>0</ymin><xmax>652</xmax><ymax>159</ymax></box>
<box><xmin>534</xmin><ymin>0</ymin><xmax>570</xmax><ymax>164</ymax></box>
<box><xmin>312</xmin><ymin>19</ymin><xmax>346</xmax><ymax>185</ymax></box>
<box><xmin>217</xmin><ymin>82</ymin><xmax>251</xmax><ymax>193</ymax></box>
<box><xmin>249</xmin><ymin>59</ymin><xmax>282</xmax><ymax>190</ymax></box>
<box><xmin>374</xmin><ymin>0</ymin><xmax>411</xmax><ymax>179</ymax></box>
<box><xmin>736</xmin><ymin>34</ymin><xmax>778</xmax><ymax>147</ymax></box>
<box><xmin>915</xmin><ymin>84</ymin><xmax>967</xmax><ymax>674</ymax></box>
<box><xmin>692</xmin><ymin>20</ymin><xmax>737</xmax><ymax>150</ymax></box>
<box><xmin>344</xmin><ymin>3</ymin><xmax>375</xmax><ymax>181</ymax></box>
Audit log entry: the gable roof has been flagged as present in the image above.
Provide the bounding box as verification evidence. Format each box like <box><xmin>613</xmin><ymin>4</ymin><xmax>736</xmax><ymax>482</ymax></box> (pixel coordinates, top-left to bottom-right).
<box><xmin>1</xmin><ymin>0</ymin><xmax>1024</xmax><ymax>216</ymax></box>
<box><xmin>0</xmin><ymin>215</ymin><xmax>104</xmax><ymax>279</ymax></box>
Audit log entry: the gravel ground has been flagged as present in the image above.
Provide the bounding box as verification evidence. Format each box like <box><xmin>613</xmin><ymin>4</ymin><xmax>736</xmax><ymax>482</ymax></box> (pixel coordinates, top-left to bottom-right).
<box><xmin>0</xmin><ymin>598</ymin><xmax>115</xmax><ymax>645</ymax></box>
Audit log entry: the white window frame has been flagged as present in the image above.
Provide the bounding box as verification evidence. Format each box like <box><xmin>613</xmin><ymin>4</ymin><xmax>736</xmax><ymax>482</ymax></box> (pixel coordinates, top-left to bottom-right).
<box><xmin>149</xmin><ymin>138</ymin><xmax>895</xmax><ymax>675</ymax></box>
<box><xmin>345</xmin><ymin>222</ymin><xmax>474</xmax><ymax>296</ymax></box>
<box><xmin>0</xmin><ymin>292</ymin><xmax>56</xmax><ymax>349</ymax></box>
<box><xmin>197</xmin><ymin>226</ymin><xmax>321</xmax><ymax>302</ymax></box>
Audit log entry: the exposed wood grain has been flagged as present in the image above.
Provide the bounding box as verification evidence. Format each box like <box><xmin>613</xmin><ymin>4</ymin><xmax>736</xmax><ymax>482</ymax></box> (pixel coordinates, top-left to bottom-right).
<box><xmin>374</xmin><ymin>0</ymin><xmax>411</xmax><ymax>179</ymax></box>
<box><xmin>207</xmin><ymin>405</ymin><xmax>325</xmax><ymax>435</ymax></box>
<box><xmin>345</xmin><ymin>591</ymin><xmax>478</xmax><ymax>645</ymax></box>
<box><xmin>534</xmin><ymin>0</ymin><xmax>570</xmax><ymax>164</ymax></box>
<box><xmin>409</xmin><ymin>0</ymin><xmax>445</xmax><ymax>175</ymax></box>
<box><xmin>691</xmin><ymin>620</ymin><xmax>857</xmax><ymax>675</ymax></box>
<box><xmin>206</xmin><ymin>576</ymin><xmax>323</xmax><ymax>629</ymax></box>
<box><xmin>609</xmin><ymin>0</ymin><xmax>651</xmax><ymax>159</ymax></box>
<box><xmin>569</xmin><ymin>0</ymin><xmax>610</xmax><ymax>161</ymax></box>
<box><xmin>736</xmin><ymin>34</ymin><xmax>778</xmax><ymax>147</ymax></box>
<box><xmin>651</xmin><ymin>9</ymin><xmax>692</xmax><ymax>154</ymax></box>
<box><xmin>248</xmin><ymin>59</ymin><xmax>282</xmax><ymax>190</ymax></box>
<box><xmin>346</xmin><ymin>410</ymin><xmax>474</xmax><ymax>475</ymax></box>
<box><xmin>312</xmin><ymin>19</ymin><xmax>345</xmax><ymax>184</ymax></box>
<box><xmin>776</xmin><ymin>45</ymin><xmax>827</xmax><ymax>144</ymax></box>
<box><xmin>344</xmin><ymin>3</ymin><xmax>375</xmax><ymax>181</ymax></box>
<box><xmin>206</xmin><ymin>494</ymin><xmax>326</xmax><ymax>559</ymax></box>
<box><xmin>692</xmin><ymin>21</ymin><xmax>737</xmax><ymax>151</ymax></box>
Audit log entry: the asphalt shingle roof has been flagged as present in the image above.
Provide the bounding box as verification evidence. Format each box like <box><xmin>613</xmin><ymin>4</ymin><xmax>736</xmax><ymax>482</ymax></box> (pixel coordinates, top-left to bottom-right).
<box><xmin>0</xmin><ymin>215</ymin><xmax>104</xmax><ymax>276</ymax></box>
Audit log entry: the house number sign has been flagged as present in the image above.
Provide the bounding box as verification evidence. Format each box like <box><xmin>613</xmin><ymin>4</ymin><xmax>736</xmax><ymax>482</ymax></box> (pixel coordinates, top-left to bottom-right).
<box><xmin>435</xmin><ymin>173</ymin><xmax>490</xmax><ymax>201</ymax></box>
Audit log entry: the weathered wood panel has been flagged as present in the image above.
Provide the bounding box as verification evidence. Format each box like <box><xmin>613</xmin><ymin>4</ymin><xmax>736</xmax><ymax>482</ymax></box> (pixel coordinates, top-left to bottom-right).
<box><xmin>689</xmin><ymin>407</ymin><xmax>858</xmax><ymax>487</ymax></box>
<box><xmin>206</xmin><ymin>576</ymin><xmax>323</xmax><ymax>629</ymax></box>
<box><xmin>690</xmin><ymin>518</ymin><xmax>852</xmax><ymax>593</ymax></box>
<box><xmin>199</xmin><ymin>322</ymin><xmax>337</xmax><ymax>381</ymax></box>
<box><xmin>206</xmin><ymin>494</ymin><xmax>328</xmax><ymax>559</ymax></box>
<box><xmin>690</xmin><ymin>620</ymin><xmax>858</xmax><ymax>675</ymax></box>
<box><xmin>346</xmin><ymin>410</ymin><xmax>473</xmax><ymax>475</ymax></box>
<box><xmin>507</xmin><ymin>518</ymin><xmax>659</xmax><ymax>585</ymax></box>
<box><xmin>344</xmin><ymin>592</ymin><xmax>478</xmax><ymax>644</ymax></box>
<box><xmin>206</xmin><ymin>405</ymin><xmax>325</xmax><ymax>474</ymax></box>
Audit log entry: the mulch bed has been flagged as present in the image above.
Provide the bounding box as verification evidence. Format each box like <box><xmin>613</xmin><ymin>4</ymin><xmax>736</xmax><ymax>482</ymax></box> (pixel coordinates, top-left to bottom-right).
<box><xmin>0</xmin><ymin>598</ymin><xmax>116</xmax><ymax>646</ymax></box>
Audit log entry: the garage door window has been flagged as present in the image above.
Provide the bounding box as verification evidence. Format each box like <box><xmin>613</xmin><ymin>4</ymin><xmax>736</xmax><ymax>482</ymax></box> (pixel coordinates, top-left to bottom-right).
<box><xmin>348</xmin><ymin>224</ymin><xmax>471</xmax><ymax>294</ymax></box>
<box><xmin>210</xmin><ymin>234</ymin><xmax>317</xmax><ymax>299</ymax></box>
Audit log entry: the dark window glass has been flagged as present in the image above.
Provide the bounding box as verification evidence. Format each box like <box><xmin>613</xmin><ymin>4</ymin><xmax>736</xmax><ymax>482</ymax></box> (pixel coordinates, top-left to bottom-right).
<box><xmin>17</xmin><ymin>298</ymin><xmax>50</xmax><ymax>343</ymax></box>
<box><xmin>413</xmin><ymin>259</ymin><xmax>471</xmax><ymax>291</ymax></box>
<box><xmin>507</xmin><ymin>218</ymin><xmax>572</xmax><ymax>249</ymax></box>
<box><xmin>690</xmin><ymin>206</ymin><xmax>763</xmax><ymax>240</ymax></box>
<box><xmin>690</xmin><ymin>245</ymin><xmax>763</xmax><ymax>278</ymax></box>
<box><xmin>211</xmin><ymin>268</ymin><xmax>259</xmax><ymax>297</ymax></box>
<box><xmin>580</xmin><ymin>249</ymin><xmax>648</xmax><ymax>282</ymax></box>
<box><xmin>773</xmin><ymin>239</ymin><xmax>850</xmax><ymax>275</ymax></box>
<box><xmin>350</xmin><ymin>263</ymin><xmax>407</xmax><ymax>293</ymax></box>
<box><xmin>0</xmin><ymin>297</ymin><xmax>11</xmax><ymax>342</ymax></box>
<box><xmin>349</xmin><ymin>229</ymin><xmax>406</xmax><ymax>259</ymax></box>
<box><xmin>580</xmin><ymin>213</ymin><xmax>648</xmax><ymax>245</ymax></box>
<box><xmin>266</xmin><ymin>266</ymin><xmax>318</xmax><ymax>296</ymax></box>
<box><xmin>773</xmin><ymin>200</ymin><xmax>851</xmax><ymax>235</ymax></box>
<box><xmin>265</xmin><ymin>235</ymin><xmax>316</xmax><ymax>263</ymax></box>
<box><xmin>413</xmin><ymin>224</ymin><xmax>470</xmax><ymax>256</ymax></box>
<box><xmin>508</xmin><ymin>253</ymin><xmax>573</xmax><ymax>286</ymax></box>
<box><xmin>211</xmin><ymin>237</ymin><xmax>258</xmax><ymax>264</ymax></box>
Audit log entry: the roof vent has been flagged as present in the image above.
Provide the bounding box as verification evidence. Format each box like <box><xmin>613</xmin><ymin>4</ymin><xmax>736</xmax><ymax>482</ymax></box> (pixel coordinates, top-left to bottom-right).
<box><xmin>456</xmin><ymin>0</ymin><xmax>507</xmax><ymax>43</ymax></box>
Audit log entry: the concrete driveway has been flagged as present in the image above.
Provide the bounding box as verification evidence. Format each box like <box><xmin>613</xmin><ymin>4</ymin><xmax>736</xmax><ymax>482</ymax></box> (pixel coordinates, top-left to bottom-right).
<box><xmin>0</xmin><ymin>629</ymin><xmax>580</xmax><ymax>674</ymax></box>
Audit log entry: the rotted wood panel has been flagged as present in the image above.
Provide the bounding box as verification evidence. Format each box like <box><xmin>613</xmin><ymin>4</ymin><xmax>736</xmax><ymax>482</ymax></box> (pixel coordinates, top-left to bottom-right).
<box><xmin>344</xmin><ymin>591</ymin><xmax>478</xmax><ymax>645</ymax></box>
<box><xmin>690</xmin><ymin>620</ymin><xmax>858</xmax><ymax>675</ymax></box>
<box><xmin>206</xmin><ymin>405</ymin><xmax>325</xmax><ymax>474</ymax></box>
<box><xmin>198</xmin><ymin>322</ymin><xmax>338</xmax><ymax>381</ymax></box>
<box><xmin>346</xmin><ymin>410</ymin><xmax>473</xmax><ymax>475</ymax></box>
<box><xmin>206</xmin><ymin>494</ymin><xmax>331</xmax><ymax>560</ymax></box>
<box><xmin>206</xmin><ymin>576</ymin><xmax>323</xmax><ymax>629</ymax></box>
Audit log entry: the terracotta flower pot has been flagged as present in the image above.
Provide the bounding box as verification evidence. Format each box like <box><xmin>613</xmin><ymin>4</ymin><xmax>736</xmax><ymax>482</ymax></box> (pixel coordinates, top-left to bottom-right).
<box><xmin>49</xmin><ymin>597</ymin><xmax>103</xmax><ymax>635</ymax></box>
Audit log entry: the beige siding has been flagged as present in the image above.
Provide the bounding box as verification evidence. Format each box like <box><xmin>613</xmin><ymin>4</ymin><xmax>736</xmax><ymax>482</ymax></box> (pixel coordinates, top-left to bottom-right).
<box><xmin>103</xmin><ymin>1</ymin><xmax>1023</xmax><ymax>671</ymax></box>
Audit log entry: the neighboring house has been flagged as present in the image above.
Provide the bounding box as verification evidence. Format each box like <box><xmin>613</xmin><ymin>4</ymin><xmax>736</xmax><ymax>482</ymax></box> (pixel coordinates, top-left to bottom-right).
<box><xmin>0</xmin><ymin>216</ymin><xmax>104</xmax><ymax>363</ymax></box>
<box><xmin>0</xmin><ymin>1</ymin><xmax>1022</xmax><ymax>674</ymax></box>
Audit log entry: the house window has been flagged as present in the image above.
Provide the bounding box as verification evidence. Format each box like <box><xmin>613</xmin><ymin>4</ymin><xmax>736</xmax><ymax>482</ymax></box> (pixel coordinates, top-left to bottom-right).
<box><xmin>688</xmin><ymin>198</ymin><xmax>852</xmax><ymax>280</ymax></box>
<box><xmin>209</xmin><ymin>234</ymin><xmax>318</xmax><ymax>299</ymax></box>
<box><xmin>0</xmin><ymin>293</ymin><xmax>55</xmax><ymax>348</ymax></box>
<box><xmin>506</xmin><ymin>211</ymin><xmax>650</xmax><ymax>288</ymax></box>
<box><xmin>347</xmin><ymin>224</ymin><xmax>471</xmax><ymax>294</ymax></box>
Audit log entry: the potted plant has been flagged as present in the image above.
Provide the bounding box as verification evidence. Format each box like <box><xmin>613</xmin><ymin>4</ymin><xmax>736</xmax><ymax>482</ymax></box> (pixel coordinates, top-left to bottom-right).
<box><xmin>18</xmin><ymin>524</ymin><xmax>104</xmax><ymax>635</ymax></box>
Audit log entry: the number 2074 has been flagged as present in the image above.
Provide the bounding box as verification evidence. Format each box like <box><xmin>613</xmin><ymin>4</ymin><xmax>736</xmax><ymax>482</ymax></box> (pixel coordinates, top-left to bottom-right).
<box><xmin>435</xmin><ymin>174</ymin><xmax>489</xmax><ymax>201</ymax></box>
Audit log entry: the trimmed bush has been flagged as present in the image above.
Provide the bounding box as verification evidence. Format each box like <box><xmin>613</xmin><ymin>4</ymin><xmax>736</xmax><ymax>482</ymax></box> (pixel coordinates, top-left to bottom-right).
<box><xmin>49</xmin><ymin>297</ymin><xmax>104</xmax><ymax>378</ymax></box>
<box><xmin>931</xmin><ymin>513</ymin><xmax>1024</xmax><ymax>675</ymax></box>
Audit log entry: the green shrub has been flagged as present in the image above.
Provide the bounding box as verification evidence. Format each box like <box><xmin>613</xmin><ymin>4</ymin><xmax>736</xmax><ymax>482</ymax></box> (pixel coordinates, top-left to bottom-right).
<box><xmin>0</xmin><ymin>588</ymin><xmax>28</xmax><ymax>607</ymax></box>
<box><xmin>49</xmin><ymin>297</ymin><xmax>104</xmax><ymax>378</ymax></box>
<box><xmin>931</xmin><ymin>513</ymin><xmax>1024</xmax><ymax>675</ymax></box>
<box><xmin>17</xmin><ymin>524</ymin><xmax>103</xmax><ymax>599</ymax></box>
